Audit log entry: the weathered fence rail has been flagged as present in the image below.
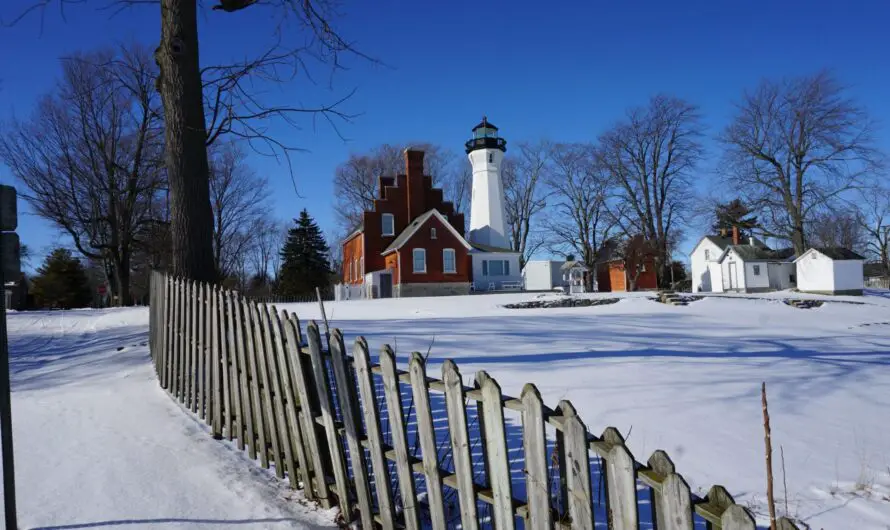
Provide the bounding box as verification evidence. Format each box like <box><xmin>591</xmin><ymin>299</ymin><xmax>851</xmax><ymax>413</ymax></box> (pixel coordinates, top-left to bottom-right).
<box><xmin>149</xmin><ymin>271</ymin><xmax>800</xmax><ymax>530</ymax></box>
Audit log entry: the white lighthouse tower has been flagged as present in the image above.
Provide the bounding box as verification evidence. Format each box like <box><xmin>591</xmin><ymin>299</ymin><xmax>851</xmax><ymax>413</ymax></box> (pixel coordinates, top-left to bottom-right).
<box><xmin>466</xmin><ymin>117</ymin><xmax>509</xmax><ymax>249</ymax></box>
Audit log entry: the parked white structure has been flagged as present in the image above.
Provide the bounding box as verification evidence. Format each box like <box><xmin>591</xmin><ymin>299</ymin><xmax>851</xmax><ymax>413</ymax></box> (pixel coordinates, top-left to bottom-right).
<box><xmin>691</xmin><ymin>228</ymin><xmax>795</xmax><ymax>293</ymax></box>
<box><xmin>690</xmin><ymin>234</ymin><xmax>735</xmax><ymax>293</ymax></box>
<box><xmin>522</xmin><ymin>260</ymin><xmax>567</xmax><ymax>291</ymax></box>
<box><xmin>562</xmin><ymin>261</ymin><xmax>590</xmax><ymax>294</ymax></box>
<box><xmin>794</xmin><ymin>248</ymin><xmax>866</xmax><ymax>295</ymax></box>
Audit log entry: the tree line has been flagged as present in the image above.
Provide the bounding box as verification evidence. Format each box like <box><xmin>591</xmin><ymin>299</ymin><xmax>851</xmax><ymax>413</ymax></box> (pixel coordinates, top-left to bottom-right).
<box><xmin>333</xmin><ymin>72</ymin><xmax>888</xmax><ymax>286</ymax></box>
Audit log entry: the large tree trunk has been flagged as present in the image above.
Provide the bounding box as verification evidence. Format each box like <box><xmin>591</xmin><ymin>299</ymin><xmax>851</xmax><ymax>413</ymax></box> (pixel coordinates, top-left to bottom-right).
<box><xmin>156</xmin><ymin>0</ymin><xmax>216</xmax><ymax>283</ymax></box>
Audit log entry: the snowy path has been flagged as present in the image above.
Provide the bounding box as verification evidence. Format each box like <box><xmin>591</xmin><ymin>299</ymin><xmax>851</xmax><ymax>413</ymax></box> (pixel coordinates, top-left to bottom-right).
<box><xmin>2</xmin><ymin>309</ymin><xmax>337</xmax><ymax>530</ymax></box>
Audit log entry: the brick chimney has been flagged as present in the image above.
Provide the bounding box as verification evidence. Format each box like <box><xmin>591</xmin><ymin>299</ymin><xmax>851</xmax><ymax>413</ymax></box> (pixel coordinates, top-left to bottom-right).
<box><xmin>732</xmin><ymin>225</ymin><xmax>740</xmax><ymax>245</ymax></box>
<box><xmin>405</xmin><ymin>148</ymin><xmax>425</xmax><ymax>221</ymax></box>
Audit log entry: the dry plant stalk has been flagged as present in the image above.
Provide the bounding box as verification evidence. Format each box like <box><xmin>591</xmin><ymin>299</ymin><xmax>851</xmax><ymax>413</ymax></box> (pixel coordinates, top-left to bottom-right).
<box><xmin>762</xmin><ymin>382</ymin><xmax>777</xmax><ymax>530</ymax></box>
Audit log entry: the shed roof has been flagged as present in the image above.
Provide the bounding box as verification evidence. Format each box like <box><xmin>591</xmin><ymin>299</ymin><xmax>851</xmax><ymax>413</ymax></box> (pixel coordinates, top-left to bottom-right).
<box><xmin>560</xmin><ymin>260</ymin><xmax>589</xmax><ymax>271</ymax></box>
<box><xmin>719</xmin><ymin>245</ymin><xmax>795</xmax><ymax>263</ymax></box>
<box><xmin>469</xmin><ymin>241</ymin><xmax>517</xmax><ymax>254</ymax></box>
<box><xmin>794</xmin><ymin>247</ymin><xmax>866</xmax><ymax>262</ymax></box>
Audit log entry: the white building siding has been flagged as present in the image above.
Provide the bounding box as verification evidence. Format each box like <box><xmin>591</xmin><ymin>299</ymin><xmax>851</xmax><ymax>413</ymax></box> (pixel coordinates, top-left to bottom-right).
<box><xmin>767</xmin><ymin>262</ymin><xmax>796</xmax><ymax>290</ymax></box>
<box><xmin>471</xmin><ymin>252</ymin><xmax>522</xmax><ymax>290</ymax></box>
<box><xmin>690</xmin><ymin>239</ymin><xmax>724</xmax><ymax>292</ymax></box>
<box><xmin>708</xmin><ymin>262</ymin><xmax>725</xmax><ymax>293</ymax></box>
<box><xmin>522</xmin><ymin>260</ymin><xmax>564</xmax><ymax>291</ymax></box>
<box><xmin>721</xmin><ymin>249</ymin><xmax>747</xmax><ymax>291</ymax></box>
<box><xmin>745</xmin><ymin>262</ymin><xmax>770</xmax><ymax>290</ymax></box>
<box><xmin>796</xmin><ymin>251</ymin><xmax>835</xmax><ymax>292</ymax></box>
<box><xmin>832</xmin><ymin>260</ymin><xmax>864</xmax><ymax>291</ymax></box>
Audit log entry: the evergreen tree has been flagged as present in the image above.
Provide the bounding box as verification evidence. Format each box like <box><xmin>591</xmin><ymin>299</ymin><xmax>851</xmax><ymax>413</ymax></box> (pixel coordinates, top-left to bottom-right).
<box><xmin>30</xmin><ymin>248</ymin><xmax>92</xmax><ymax>309</ymax></box>
<box><xmin>278</xmin><ymin>210</ymin><xmax>331</xmax><ymax>298</ymax></box>
<box><xmin>712</xmin><ymin>198</ymin><xmax>759</xmax><ymax>237</ymax></box>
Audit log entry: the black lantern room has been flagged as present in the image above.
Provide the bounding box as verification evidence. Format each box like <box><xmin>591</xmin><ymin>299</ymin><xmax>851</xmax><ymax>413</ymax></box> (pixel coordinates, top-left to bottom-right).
<box><xmin>465</xmin><ymin>116</ymin><xmax>507</xmax><ymax>154</ymax></box>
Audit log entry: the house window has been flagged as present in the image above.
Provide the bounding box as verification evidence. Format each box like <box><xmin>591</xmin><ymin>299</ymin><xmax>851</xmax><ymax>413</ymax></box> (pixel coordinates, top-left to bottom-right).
<box><xmin>382</xmin><ymin>213</ymin><xmax>395</xmax><ymax>236</ymax></box>
<box><xmin>443</xmin><ymin>249</ymin><xmax>456</xmax><ymax>273</ymax></box>
<box><xmin>413</xmin><ymin>248</ymin><xmax>426</xmax><ymax>273</ymax></box>
<box><xmin>704</xmin><ymin>249</ymin><xmax>710</xmax><ymax>261</ymax></box>
<box><xmin>484</xmin><ymin>259</ymin><xmax>510</xmax><ymax>276</ymax></box>
<box><xmin>431</xmin><ymin>227</ymin><xmax>437</xmax><ymax>240</ymax></box>
<box><xmin>753</xmin><ymin>265</ymin><xmax>761</xmax><ymax>275</ymax></box>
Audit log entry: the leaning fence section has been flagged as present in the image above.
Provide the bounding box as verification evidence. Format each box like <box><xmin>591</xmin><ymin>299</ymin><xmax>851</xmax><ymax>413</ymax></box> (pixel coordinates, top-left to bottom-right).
<box><xmin>148</xmin><ymin>271</ymin><xmax>801</xmax><ymax>530</ymax></box>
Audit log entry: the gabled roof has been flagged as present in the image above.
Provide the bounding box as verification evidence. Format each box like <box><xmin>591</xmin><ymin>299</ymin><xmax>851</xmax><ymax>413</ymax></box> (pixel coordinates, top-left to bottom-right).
<box><xmin>381</xmin><ymin>209</ymin><xmax>471</xmax><ymax>255</ymax></box>
<box><xmin>794</xmin><ymin>247</ymin><xmax>866</xmax><ymax>262</ymax></box>
<box><xmin>560</xmin><ymin>260</ymin><xmax>589</xmax><ymax>271</ymax></box>
<box><xmin>469</xmin><ymin>241</ymin><xmax>518</xmax><ymax>254</ymax></box>
<box><xmin>693</xmin><ymin>234</ymin><xmax>771</xmax><ymax>255</ymax></box>
<box><xmin>718</xmin><ymin>245</ymin><xmax>795</xmax><ymax>263</ymax></box>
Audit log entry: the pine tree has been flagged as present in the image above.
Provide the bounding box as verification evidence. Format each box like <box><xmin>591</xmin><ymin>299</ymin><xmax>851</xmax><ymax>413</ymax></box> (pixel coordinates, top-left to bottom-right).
<box><xmin>712</xmin><ymin>198</ymin><xmax>759</xmax><ymax>237</ymax></box>
<box><xmin>30</xmin><ymin>248</ymin><xmax>92</xmax><ymax>309</ymax></box>
<box><xmin>278</xmin><ymin>209</ymin><xmax>332</xmax><ymax>298</ymax></box>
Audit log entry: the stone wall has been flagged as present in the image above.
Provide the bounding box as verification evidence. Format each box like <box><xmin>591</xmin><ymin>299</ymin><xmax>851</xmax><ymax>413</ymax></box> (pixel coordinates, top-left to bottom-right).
<box><xmin>396</xmin><ymin>282</ymin><xmax>471</xmax><ymax>298</ymax></box>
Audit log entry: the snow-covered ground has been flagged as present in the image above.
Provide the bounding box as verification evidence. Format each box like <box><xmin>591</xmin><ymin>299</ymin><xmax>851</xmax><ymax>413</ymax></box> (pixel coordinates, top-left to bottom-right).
<box><xmin>2</xmin><ymin>308</ymin><xmax>338</xmax><ymax>530</ymax></box>
<box><xmin>3</xmin><ymin>289</ymin><xmax>890</xmax><ymax>529</ymax></box>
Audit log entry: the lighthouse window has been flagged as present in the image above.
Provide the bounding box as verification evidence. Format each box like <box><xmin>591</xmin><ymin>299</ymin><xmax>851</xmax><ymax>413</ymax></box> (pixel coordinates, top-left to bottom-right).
<box><xmin>488</xmin><ymin>153</ymin><xmax>493</xmax><ymax>163</ymax></box>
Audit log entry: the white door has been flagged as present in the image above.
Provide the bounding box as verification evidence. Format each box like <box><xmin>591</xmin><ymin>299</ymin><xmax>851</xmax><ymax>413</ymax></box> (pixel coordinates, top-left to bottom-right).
<box><xmin>728</xmin><ymin>262</ymin><xmax>738</xmax><ymax>290</ymax></box>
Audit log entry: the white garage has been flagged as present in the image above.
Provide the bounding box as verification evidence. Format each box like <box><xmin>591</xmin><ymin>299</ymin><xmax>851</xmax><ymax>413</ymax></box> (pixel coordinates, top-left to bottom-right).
<box><xmin>794</xmin><ymin>248</ymin><xmax>866</xmax><ymax>296</ymax></box>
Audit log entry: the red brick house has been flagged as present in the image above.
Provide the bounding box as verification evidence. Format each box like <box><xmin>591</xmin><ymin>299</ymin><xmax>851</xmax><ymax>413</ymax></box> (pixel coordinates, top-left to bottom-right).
<box><xmin>595</xmin><ymin>237</ymin><xmax>659</xmax><ymax>292</ymax></box>
<box><xmin>341</xmin><ymin>149</ymin><xmax>473</xmax><ymax>297</ymax></box>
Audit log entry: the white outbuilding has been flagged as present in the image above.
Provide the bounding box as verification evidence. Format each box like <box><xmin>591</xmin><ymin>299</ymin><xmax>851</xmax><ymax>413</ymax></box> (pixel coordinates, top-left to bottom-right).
<box><xmin>794</xmin><ymin>248</ymin><xmax>866</xmax><ymax>296</ymax></box>
<box><xmin>522</xmin><ymin>260</ymin><xmax>567</xmax><ymax>291</ymax></box>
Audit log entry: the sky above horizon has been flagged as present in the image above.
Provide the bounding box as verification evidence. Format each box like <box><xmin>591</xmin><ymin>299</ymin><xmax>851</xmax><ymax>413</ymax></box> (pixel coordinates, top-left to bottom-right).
<box><xmin>2</xmin><ymin>0</ymin><xmax>889</xmax><ymax>272</ymax></box>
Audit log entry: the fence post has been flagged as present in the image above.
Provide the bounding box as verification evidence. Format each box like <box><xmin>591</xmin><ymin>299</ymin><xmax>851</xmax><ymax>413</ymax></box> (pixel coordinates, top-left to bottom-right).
<box><xmin>307</xmin><ymin>322</ymin><xmax>353</xmax><ymax>517</ymax></box>
<box><xmin>601</xmin><ymin>427</ymin><xmax>638</xmax><ymax>530</ymax></box>
<box><xmin>283</xmin><ymin>313</ymin><xmax>332</xmax><ymax>506</ymax></box>
<box><xmin>352</xmin><ymin>336</ymin><xmax>395</xmax><ymax>528</ymax></box>
<box><xmin>477</xmin><ymin>371</ymin><xmax>515</xmax><ymax>530</ymax></box>
<box><xmin>557</xmin><ymin>401</ymin><xmax>592</xmax><ymax>530</ymax></box>
<box><xmin>408</xmin><ymin>352</ymin><xmax>446</xmax><ymax>530</ymax></box>
<box><xmin>647</xmin><ymin>450</ymin><xmax>693</xmax><ymax>530</ymax></box>
<box><xmin>270</xmin><ymin>308</ymin><xmax>308</xmax><ymax>490</ymax></box>
<box><xmin>256</xmin><ymin>303</ymin><xmax>291</xmax><ymax>480</ymax></box>
<box><xmin>330</xmin><ymin>329</ymin><xmax>374</xmax><ymax>529</ymax></box>
<box><xmin>521</xmin><ymin>384</ymin><xmax>552</xmax><ymax>530</ymax></box>
<box><xmin>442</xmin><ymin>360</ymin><xmax>479</xmax><ymax>530</ymax></box>
<box><xmin>380</xmin><ymin>344</ymin><xmax>420</xmax><ymax>530</ymax></box>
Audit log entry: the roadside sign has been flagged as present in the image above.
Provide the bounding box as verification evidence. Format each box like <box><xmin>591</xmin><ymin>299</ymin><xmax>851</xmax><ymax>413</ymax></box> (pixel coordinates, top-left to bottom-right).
<box><xmin>0</xmin><ymin>186</ymin><xmax>16</xmax><ymax>232</ymax></box>
<box><xmin>0</xmin><ymin>233</ymin><xmax>20</xmax><ymax>281</ymax></box>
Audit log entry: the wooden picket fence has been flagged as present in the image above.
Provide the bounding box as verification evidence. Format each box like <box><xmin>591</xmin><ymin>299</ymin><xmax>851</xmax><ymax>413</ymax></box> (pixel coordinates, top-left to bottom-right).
<box><xmin>148</xmin><ymin>270</ymin><xmax>801</xmax><ymax>530</ymax></box>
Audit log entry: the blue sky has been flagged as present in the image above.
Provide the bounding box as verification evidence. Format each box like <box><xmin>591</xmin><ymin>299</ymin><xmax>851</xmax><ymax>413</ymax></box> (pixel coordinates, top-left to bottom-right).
<box><xmin>2</xmin><ymin>0</ymin><xmax>889</xmax><ymax>270</ymax></box>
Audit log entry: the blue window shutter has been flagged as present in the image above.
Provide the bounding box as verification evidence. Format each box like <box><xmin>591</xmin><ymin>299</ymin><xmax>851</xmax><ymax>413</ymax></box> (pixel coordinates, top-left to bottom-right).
<box><xmin>482</xmin><ymin>260</ymin><xmax>488</xmax><ymax>276</ymax></box>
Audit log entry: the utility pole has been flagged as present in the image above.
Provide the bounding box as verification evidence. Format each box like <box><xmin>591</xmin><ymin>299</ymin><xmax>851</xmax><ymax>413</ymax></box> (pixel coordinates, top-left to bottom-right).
<box><xmin>0</xmin><ymin>184</ymin><xmax>20</xmax><ymax>529</ymax></box>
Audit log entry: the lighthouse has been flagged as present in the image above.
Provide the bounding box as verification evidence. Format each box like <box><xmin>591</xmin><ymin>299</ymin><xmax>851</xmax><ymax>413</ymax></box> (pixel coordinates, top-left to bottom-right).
<box><xmin>465</xmin><ymin>117</ymin><xmax>509</xmax><ymax>250</ymax></box>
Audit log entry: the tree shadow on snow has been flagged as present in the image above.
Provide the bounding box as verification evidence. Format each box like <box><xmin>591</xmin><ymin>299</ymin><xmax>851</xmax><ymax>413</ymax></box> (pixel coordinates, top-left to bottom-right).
<box><xmin>29</xmin><ymin>516</ymin><xmax>329</xmax><ymax>529</ymax></box>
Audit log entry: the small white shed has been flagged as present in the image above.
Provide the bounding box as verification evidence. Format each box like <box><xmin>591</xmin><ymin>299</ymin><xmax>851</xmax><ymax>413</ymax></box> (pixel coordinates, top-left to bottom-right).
<box><xmin>522</xmin><ymin>260</ymin><xmax>567</xmax><ymax>291</ymax></box>
<box><xmin>794</xmin><ymin>248</ymin><xmax>866</xmax><ymax>295</ymax></box>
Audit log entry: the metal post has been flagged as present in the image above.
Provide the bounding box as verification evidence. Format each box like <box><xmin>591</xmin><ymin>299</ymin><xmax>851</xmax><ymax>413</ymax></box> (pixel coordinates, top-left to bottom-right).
<box><xmin>0</xmin><ymin>184</ymin><xmax>18</xmax><ymax>529</ymax></box>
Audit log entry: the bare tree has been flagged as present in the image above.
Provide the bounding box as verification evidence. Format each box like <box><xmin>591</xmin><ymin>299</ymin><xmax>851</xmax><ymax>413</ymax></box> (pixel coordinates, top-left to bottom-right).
<box><xmin>7</xmin><ymin>0</ymin><xmax>368</xmax><ymax>283</ymax></box>
<box><xmin>613</xmin><ymin>234</ymin><xmax>659</xmax><ymax>292</ymax></box>
<box><xmin>207</xmin><ymin>140</ymin><xmax>271</xmax><ymax>277</ymax></box>
<box><xmin>0</xmin><ymin>45</ymin><xmax>165</xmax><ymax>306</ymax></box>
<box><xmin>503</xmin><ymin>141</ymin><xmax>549</xmax><ymax>267</ymax></box>
<box><xmin>599</xmin><ymin>95</ymin><xmax>702</xmax><ymax>285</ymax></box>
<box><xmin>720</xmin><ymin>71</ymin><xmax>880</xmax><ymax>254</ymax></box>
<box><xmin>808</xmin><ymin>209</ymin><xmax>866</xmax><ymax>253</ymax></box>
<box><xmin>543</xmin><ymin>143</ymin><xmax>616</xmax><ymax>288</ymax></box>
<box><xmin>858</xmin><ymin>186</ymin><xmax>890</xmax><ymax>276</ymax></box>
<box><xmin>248</xmin><ymin>217</ymin><xmax>284</xmax><ymax>286</ymax></box>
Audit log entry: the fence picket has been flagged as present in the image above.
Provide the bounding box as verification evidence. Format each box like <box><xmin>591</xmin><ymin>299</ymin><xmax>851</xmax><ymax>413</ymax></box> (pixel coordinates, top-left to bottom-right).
<box><xmin>233</xmin><ymin>295</ymin><xmax>257</xmax><ymax>459</ymax></box>
<box><xmin>477</xmin><ymin>371</ymin><xmax>515</xmax><ymax>530</ymax></box>
<box><xmin>271</xmin><ymin>308</ymin><xmax>308</xmax><ymax>490</ymax></box>
<box><xmin>242</xmin><ymin>299</ymin><xmax>270</xmax><ymax>468</ymax></box>
<box><xmin>380</xmin><ymin>345</ymin><xmax>420</xmax><ymax>530</ymax></box>
<box><xmin>184</xmin><ymin>282</ymin><xmax>193</xmax><ymax>407</ymax></box>
<box><xmin>353</xmin><ymin>337</ymin><xmax>395</xmax><ymax>528</ymax></box>
<box><xmin>204</xmin><ymin>284</ymin><xmax>214</xmax><ymax>431</ymax></box>
<box><xmin>601</xmin><ymin>427</ymin><xmax>638</xmax><ymax>530</ymax></box>
<box><xmin>175</xmin><ymin>279</ymin><xmax>186</xmax><ymax>400</ymax></box>
<box><xmin>209</xmin><ymin>286</ymin><xmax>222</xmax><ymax>438</ymax></box>
<box><xmin>408</xmin><ymin>352</ymin><xmax>446</xmax><ymax>530</ymax></box>
<box><xmin>442</xmin><ymin>360</ymin><xmax>478</xmax><ymax>530</ymax></box>
<box><xmin>721</xmin><ymin>505</ymin><xmax>755</xmax><ymax>530</ymax></box>
<box><xmin>648</xmin><ymin>450</ymin><xmax>693</xmax><ymax>530</ymax></box>
<box><xmin>189</xmin><ymin>281</ymin><xmax>199</xmax><ymax>412</ymax></box>
<box><xmin>160</xmin><ymin>276</ymin><xmax>172</xmax><ymax>390</ymax></box>
<box><xmin>283</xmin><ymin>313</ymin><xmax>331</xmax><ymax>506</ymax></box>
<box><xmin>330</xmin><ymin>330</ymin><xmax>374</xmax><ymax>529</ymax></box>
<box><xmin>257</xmin><ymin>303</ymin><xmax>292</xmax><ymax>480</ymax></box>
<box><xmin>521</xmin><ymin>384</ymin><xmax>551</xmax><ymax>530</ymax></box>
<box><xmin>307</xmin><ymin>322</ymin><xmax>352</xmax><ymax>516</ymax></box>
<box><xmin>195</xmin><ymin>283</ymin><xmax>205</xmax><ymax>419</ymax></box>
<box><xmin>557</xmin><ymin>401</ymin><xmax>592</xmax><ymax>529</ymax></box>
<box><xmin>225</xmin><ymin>291</ymin><xmax>244</xmax><ymax>446</ymax></box>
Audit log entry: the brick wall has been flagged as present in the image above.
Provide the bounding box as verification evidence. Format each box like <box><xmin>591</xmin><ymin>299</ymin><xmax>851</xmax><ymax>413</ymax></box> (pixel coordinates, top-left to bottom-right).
<box><xmin>342</xmin><ymin>233</ymin><xmax>364</xmax><ymax>284</ymax></box>
<box><xmin>395</xmin><ymin>215</ymin><xmax>470</xmax><ymax>285</ymax></box>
